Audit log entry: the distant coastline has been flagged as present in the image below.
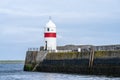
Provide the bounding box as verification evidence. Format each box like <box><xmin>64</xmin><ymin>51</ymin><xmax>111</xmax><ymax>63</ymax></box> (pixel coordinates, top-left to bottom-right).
<box><xmin>0</xmin><ymin>60</ymin><xmax>24</xmax><ymax>64</ymax></box>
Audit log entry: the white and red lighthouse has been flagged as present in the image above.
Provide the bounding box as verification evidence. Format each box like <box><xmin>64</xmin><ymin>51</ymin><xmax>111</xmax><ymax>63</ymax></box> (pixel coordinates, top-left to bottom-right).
<box><xmin>44</xmin><ymin>18</ymin><xmax>57</xmax><ymax>51</ymax></box>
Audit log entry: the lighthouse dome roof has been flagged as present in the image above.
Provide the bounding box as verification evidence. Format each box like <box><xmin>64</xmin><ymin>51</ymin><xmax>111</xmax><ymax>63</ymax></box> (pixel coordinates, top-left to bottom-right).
<box><xmin>45</xmin><ymin>20</ymin><xmax>56</xmax><ymax>28</ymax></box>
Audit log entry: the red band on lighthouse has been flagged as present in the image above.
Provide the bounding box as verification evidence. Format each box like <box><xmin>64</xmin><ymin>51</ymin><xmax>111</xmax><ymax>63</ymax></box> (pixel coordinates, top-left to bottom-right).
<box><xmin>44</xmin><ymin>33</ymin><xmax>56</xmax><ymax>38</ymax></box>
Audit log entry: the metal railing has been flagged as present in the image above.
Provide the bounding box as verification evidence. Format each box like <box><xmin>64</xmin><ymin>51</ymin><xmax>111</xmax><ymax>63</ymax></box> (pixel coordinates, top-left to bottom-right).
<box><xmin>28</xmin><ymin>48</ymin><xmax>40</xmax><ymax>51</ymax></box>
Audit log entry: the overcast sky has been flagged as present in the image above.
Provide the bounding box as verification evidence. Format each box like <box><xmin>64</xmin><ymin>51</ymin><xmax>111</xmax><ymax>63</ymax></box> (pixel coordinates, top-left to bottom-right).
<box><xmin>0</xmin><ymin>0</ymin><xmax>120</xmax><ymax>60</ymax></box>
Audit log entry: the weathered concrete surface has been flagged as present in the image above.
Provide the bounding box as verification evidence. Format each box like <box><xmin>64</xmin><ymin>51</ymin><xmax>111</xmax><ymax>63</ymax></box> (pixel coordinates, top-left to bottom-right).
<box><xmin>24</xmin><ymin>51</ymin><xmax>38</xmax><ymax>71</ymax></box>
<box><xmin>24</xmin><ymin>51</ymin><xmax>38</xmax><ymax>65</ymax></box>
<box><xmin>24</xmin><ymin>51</ymin><xmax>48</xmax><ymax>71</ymax></box>
<box><xmin>24</xmin><ymin>50</ymin><xmax>120</xmax><ymax>76</ymax></box>
<box><xmin>46</xmin><ymin>52</ymin><xmax>89</xmax><ymax>60</ymax></box>
<box><xmin>94</xmin><ymin>51</ymin><xmax>120</xmax><ymax>58</ymax></box>
<box><xmin>36</xmin><ymin>58</ymin><xmax>120</xmax><ymax>76</ymax></box>
<box><xmin>36</xmin><ymin>51</ymin><xmax>48</xmax><ymax>63</ymax></box>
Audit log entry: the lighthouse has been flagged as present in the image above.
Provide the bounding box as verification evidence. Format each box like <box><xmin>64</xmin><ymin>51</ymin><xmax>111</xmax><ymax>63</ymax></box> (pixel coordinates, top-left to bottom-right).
<box><xmin>44</xmin><ymin>17</ymin><xmax>57</xmax><ymax>51</ymax></box>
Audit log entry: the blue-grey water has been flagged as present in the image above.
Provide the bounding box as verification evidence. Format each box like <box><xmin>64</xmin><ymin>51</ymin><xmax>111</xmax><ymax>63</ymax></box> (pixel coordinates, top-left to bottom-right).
<box><xmin>0</xmin><ymin>63</ymin><xmax>119</xmax><ymax>80</ymax></box>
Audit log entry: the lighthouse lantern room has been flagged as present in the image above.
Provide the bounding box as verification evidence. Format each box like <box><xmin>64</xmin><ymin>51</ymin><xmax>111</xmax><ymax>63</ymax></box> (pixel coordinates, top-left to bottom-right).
<box><xmin>44</xmin><ymin>17</ymin><xmax>57</xmax><ymax>51</ymax></box>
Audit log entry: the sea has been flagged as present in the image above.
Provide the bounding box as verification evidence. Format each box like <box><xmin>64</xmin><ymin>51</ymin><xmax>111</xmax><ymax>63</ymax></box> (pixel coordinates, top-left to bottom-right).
<box><xmin>0</xmin><ymin>63</ymin><xmax>119</xmax><ymax>80</ymax></box>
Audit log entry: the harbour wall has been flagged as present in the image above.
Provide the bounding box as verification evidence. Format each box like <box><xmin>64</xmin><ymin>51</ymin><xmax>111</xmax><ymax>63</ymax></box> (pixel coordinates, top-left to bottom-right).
<box><xmin>24</xmin><ymin>50</ymin><xmax>120</xmax><ymax>76</ymax></box>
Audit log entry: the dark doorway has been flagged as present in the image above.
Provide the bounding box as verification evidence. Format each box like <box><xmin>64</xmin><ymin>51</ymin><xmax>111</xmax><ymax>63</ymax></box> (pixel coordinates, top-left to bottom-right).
<box><xmin>45</xmin><ymin>41</ymin><xmax>47</xmax><ymax>50</ymax></box>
